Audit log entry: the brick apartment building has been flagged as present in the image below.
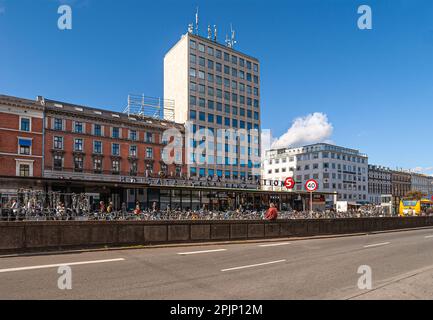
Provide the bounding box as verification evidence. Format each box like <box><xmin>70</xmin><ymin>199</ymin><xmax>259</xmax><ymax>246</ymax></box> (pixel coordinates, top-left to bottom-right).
<box><xmin>0</xmin><ymin>95</ymin><xmax>44</xmax><ymax>190</ymax></box>
<box><xmin>42</xmin><ymin>97</ymin><xmax>185</xmax><ymax>181</ymax></box>
<box><xmin>0</xmin><ymin>94</ymin><xmax>187</xmax><ymax>209</ymax></box>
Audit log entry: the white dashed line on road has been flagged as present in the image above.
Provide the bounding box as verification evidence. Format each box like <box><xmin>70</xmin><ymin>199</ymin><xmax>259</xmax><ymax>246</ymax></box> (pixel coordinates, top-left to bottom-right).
<box><xmin>178</xmin><ymin>249</ymin><xmax>227</xmax><ymax>255</ymax></box>
<box><xmin>221</xmin><ymin>260</ymin><xmax>286</xmax><ymax>272</ymax></box>
<box><xmin>0</xmin><ymin>258</ymin><xmax>126</xmax><ymax>274</ymax></box>
<box><xmin>425</xmin><ymin>235</ymin><xmax>433</xmax><ymax>239</ymax></box>
<box><xmin>363</xmin><ymin>242</ymin><xmax>390</xmax><ymax>249</ymax></box>
<box><xmin>258</xmin><ymin>242</ymin><xmax>291</xmax><ymax>247</ymax></box>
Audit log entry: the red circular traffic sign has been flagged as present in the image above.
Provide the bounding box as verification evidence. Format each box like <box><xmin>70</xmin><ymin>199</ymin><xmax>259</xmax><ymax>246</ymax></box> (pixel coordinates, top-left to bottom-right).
<box><xmin>284</xmin><ymin>177</ymin><xmax>296</xmax><ymax>189</ymax></box>
<box><xmin>305</xmin><ymin>179</ymin><xmax>318</xmax><ymax>192</ymax></box>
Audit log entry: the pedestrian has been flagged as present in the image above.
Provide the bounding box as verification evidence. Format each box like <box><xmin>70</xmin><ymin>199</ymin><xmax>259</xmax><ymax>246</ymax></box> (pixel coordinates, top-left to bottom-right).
<box><xmin>99</xmin><ymin>201</ymin><xmax>106</xmax><ymax>214</ymax></box>
<box><xmin>264</xmin><ymin>203</ymin><xmax>278</xmax><ymax>221</ymax></box>
<box><xmin>134</xmin><ymin>202</ymin><xmax>141</xmax><ymax>215</ymax></box>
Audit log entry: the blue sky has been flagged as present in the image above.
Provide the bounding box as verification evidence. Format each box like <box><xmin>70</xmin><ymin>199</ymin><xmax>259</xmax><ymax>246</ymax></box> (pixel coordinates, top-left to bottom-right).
<box><xmin>0</xmin><ymin>0</ymin><xmax>432</xmax><ymax>173</ymax></box>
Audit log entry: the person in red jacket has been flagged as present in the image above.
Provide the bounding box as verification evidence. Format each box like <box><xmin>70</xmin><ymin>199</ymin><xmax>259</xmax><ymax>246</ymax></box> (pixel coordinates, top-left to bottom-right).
<box><xmin>265</xmin><ymin>203</ymin><xmax>278</xmax><ymax>220</ymax></box>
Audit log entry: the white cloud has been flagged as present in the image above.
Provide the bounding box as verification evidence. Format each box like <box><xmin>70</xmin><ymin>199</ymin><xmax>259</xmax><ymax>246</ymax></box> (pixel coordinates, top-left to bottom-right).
<box><xmin>271</xmin><ymin>112</ymin><xmax>334</xmax><ymax>149</ymax></box>
<box><xmin>412</xmin><ymin>166</ymin><xmax>433</xmax><ymax>174</ymax></box>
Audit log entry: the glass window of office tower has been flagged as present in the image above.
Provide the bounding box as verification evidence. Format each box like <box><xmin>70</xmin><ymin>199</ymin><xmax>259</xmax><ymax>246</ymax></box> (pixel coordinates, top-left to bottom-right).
<box><xmin>190</xmin><ymin>40</ymin><xmax>196</xmax><ymax>49</ymax></box>
<box><xmin>198</xmin><ymin>43</ymin><xmax>205</xmax><ymax>52</ymax></box>
<box><xmin>207</xmin><ymin>47</ymin><xmax>214</xmax><ymax>56</ymax></box>
<box><xmin>190</xmin><ymin>54</ymin><xmax>196</xmax><ymax>64</ymax></box>
<box><xmin>216</xmin><ymin>49</ymin><xmax>222</xmax><ymax>59</ymax></box>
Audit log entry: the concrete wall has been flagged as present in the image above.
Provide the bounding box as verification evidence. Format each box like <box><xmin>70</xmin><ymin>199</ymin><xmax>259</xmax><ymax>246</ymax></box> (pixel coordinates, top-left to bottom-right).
<box><xmin>1</xmin><ymin>217</ymin><xmax>433</xmax><ymax>254</ymax></box>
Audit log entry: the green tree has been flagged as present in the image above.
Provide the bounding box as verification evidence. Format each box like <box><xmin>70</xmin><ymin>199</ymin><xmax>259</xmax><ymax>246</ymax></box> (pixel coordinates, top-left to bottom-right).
<box><xmin>405</xmin><ymin>190</ymin><xmax>426</xmax><ymax>200</ymax></box>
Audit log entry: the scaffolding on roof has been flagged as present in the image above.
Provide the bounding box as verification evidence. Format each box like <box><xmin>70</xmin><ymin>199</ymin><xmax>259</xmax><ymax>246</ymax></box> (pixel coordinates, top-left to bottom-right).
<box><xmin>123</xmin><ymin>94</ymin><xmax>175</xmax><ymax>122</ymax></box>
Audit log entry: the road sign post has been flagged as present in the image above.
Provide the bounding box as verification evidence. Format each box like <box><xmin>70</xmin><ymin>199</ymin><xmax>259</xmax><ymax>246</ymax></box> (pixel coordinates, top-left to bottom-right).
<box><xmin>305</xmin><ymin>179</ymin><xmax>319</xmax><ymax>215</ymax></box>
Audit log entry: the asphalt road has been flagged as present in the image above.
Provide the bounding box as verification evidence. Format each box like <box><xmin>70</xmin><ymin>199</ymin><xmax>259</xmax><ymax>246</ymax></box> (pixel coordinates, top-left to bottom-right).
<box><xmin>2</xmin><ymin>228</ymin><xmax>433</xmax><ymax>300</ymax></box>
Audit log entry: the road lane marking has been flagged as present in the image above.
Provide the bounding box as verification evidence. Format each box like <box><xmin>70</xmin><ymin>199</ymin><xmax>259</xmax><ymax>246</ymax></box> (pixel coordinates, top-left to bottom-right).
<box><xmin>178</xmin><ymin>249</ymin><xmax>227</xmax><ymax>255</ymax></box>
<box><xmin>221</xmin><ymin>260</ymin><xmax>286</xmax><ymax>272</ymax></box>
<box><xmin>363</xmin><ymin>242</ymin><xmax>390</xmax><ymax>249</ymax></box>
<box><xmin>425</xmin><ymin>235</ymin><xmax>433</xmax><ymax>239</ymax></box>
<box><xmin>0</xmin><ymin>258</ymin><xmax>125</xmax><ymax>274</ymax></box>
<box><xmin>258</xmin><ymin>242</ymin><xmax>291</xmax><ymax>247</ymax></box>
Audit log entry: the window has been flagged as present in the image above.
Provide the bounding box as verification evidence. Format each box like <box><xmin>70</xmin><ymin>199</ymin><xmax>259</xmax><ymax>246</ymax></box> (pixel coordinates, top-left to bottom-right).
<box><xmin>190</xmin><ymin>81</ymin><xmax>197</xmax><ymax>92</ymax></box>
<box><xmin>198</xmin><ymin>43</ymin><xmax>205</xmax><ymax>52</ymax></box>
<box><xmin>216</xmin><ymin>63</ymin><xmax>222</xmax><ymax>72</ymax></box>
<box><xmin>207</xmin><ymin>59</ymin><xmax>214</xmax><ymax>69</ymax></box>
<box><xmin>74</xmin><ymin>156</ymin><xmax>83</xmax><ymax>172</ymax></box>
<box><xmin>94</xmin><ymin>141</ymin><xmax>102</xmax><ymax>154</ymax></box>
<box><xmin>199</xmin><ymin>112</ymin><xmax>206</xmax><ymax>121</ymax></box>
<box><xmin>112</xmin><ymin>127</ymin><xmax>120</xmax><ymax>138</ymax></box>
<box><xmin>198</xmin><ymin>84</ymin><xmax>205</xmax><ymax>94</ymax></box>
<box><xmin>19</xmin><ymin>139</ymin><xmax>31</xmax><ymax>155</ymax></box>
<box><xmin>224</xmin><ymin>52</ymin><xmax>230</xmax><ymax>61</ymax></box>
<box><xmin>190</xmin><ymin>40</ymin><xmax>196</xmax><ymax>49</ymax></box>
<box><xmin>53</xmin><ymin>155</ymin><xmax>63</xmax><ymax>171</ymax></box>
<box><xmin>130</xmin><ymin>130</ymin><xmax>137</xmax><ymax>141</ymax></box>
<box><xmin>190</xmin><ymin>110</ymin><xmax>197</xmax><ymax>120</ymax></box>
<box><xmin>20</xmin><ymin>118</ymin><xmax>30</xmax><ymax>132</ymax></box>
<box><xmin>93</xmin><ymin>158</ymin><xmax>102</xmax><ymax>173</ymax></box>
<box><xmin>19</xmin><ymin>164</ymin><xmax>30</xmax><ymax>177</ymax></box>
<box><xmin>189</xmin><ymin>68</ymin><xmax>196</xmax><ymax>77</ymax></box>
<box><xmin>207</xmin><ymin>73</ymin><xmax>214</xmax><ymax>83</ymax></box>
<box><xmin>74</xmin><ymin>138</ymin><xmax>83</xmax><ymax>151</ymax></box>
<box><xmin>190</xmin><ymin>95</ymin><xmax>197</xmax><ymax>106</ymax></box>
<box><xmin>224</xmin><ymin>65</ymin><xmax>230</xmax><ymax>75</ymax></box>
<box><xmin>207</xmin><ymin>46</ymin><xmax>214</xmax><ymax>56</ymax></box>
<box><xmin>199</xmin><ymin>57</ymin><xmax>205</xmax><ymax>67</ymax></box>
<box><xmin>216</xmin><ymin>49</ymin><xmax>222</xmax><ymax>59</ymax></box>
<box><xmin>130</xmin><ymin>145</ymin><xmax>137</xmax><ymax>157</ymax></box>
<box><xmin>112</xmin><ymin>160</ymin><xmax>120</xmax><ymax>174</ymax></box>
<box><xmin>146</xmin><ymin>132</ymin><xmax>153</xmax><ymax>143</ymax></box>
<box><xmin>130</xmin><ymin>161</ymin><xmax>138</xmax><ymax>176</ymax></box>
<box><xmin>146</xmin><ymin>147</ymin><xmax>153</xmax><ymax>159</ymax></box>
<box><xmin>198</xmin><ymin>70</ymin><xmax>205</xmax><ymax>79</ymax></box>
<box><xmin>231</xmin><ymin>55</ymin><xmax>238</xmax><ymax>64</ymax></box>
<box><xmin>54</xmin><ymin>118</ymin><xmax>63</xmax><ymax>131</ymax></box>
<box><xmin>112</xmin><ymin>143</ymin><xmax>120</xmax><ymax>156</ymax></box>
<box><xmin>199</xmin><ymin>98</ymin><xmax>205</xmax><ymax>107</ymax></box>
<box><xmin>253</xmin><ymin>63</ymin><xmax>259</xmax><ymax>72</ymax></box>
<box><xmin>231</xmin><ymin>68</ymin><xmax>237</xmax><ymax>77</ymax></box>
<box><xmin>190</xmin><ymin>54</ymin><xmax>196</xmax><ymax>64</ymax></box>
<box><xmin>54</xmin><ymin>136</ymin><xmax>63</xmax><ymax>150</ymax></box>
<box><xmin>216</xmin><ymin>75</ymin><xmax>222</xmax><ymax>85</ymax></box>
<box><xmin>74</xmin><ymin>122</ymin><xmax>83</xmax><ymax>133</ymax></box>
<box><xmin>94</xmin><ymin>124</ymin><xmax>102</xmax><ymax>136</ymax></box>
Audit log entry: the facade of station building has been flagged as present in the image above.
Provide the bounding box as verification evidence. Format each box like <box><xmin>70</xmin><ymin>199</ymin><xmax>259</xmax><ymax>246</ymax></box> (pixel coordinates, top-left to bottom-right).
<box><xmin>0</xmin><ymin>94</ymin><xmax>332</xmax><ymax>212</ymax></box>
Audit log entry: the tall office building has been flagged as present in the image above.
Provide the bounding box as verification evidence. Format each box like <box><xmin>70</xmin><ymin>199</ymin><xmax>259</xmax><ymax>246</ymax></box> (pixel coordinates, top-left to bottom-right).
<box><xmin>164</xmin><ymin>31</ymin><xmax>261</xmax><ymax>184</ymax></box>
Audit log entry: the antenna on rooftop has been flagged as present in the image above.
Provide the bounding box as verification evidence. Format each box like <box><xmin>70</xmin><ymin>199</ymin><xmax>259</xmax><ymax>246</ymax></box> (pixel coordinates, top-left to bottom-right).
<box><xmin>214</xmin><ymin>25</ymin><xmax>217</xmax><ymax>42</ymax></box>
<box><xmin>226</xmin><ymin>23</ymin><xmax>237</xmax><ymax>48</ymax></box>
<box><xmin>207</xmin><ymin>25</ymin><xmax>212</xmax><ymax>39</ymax></box>
<box><xmin>195</xmin><ymin>7</ymin><xmax>199</xmax><ymax>35</ymax></box>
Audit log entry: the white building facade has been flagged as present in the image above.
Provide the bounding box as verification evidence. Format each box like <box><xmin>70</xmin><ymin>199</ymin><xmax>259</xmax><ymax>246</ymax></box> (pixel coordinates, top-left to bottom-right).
<box><xmin>263</xmin><ymin>143</ymin><xmax>369</xmax><ymax>206</ymax></box>
<box><xmin>410</xmin><ymin>173</ymin><xmax>433</xmax><ymax>199</ymax></box>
